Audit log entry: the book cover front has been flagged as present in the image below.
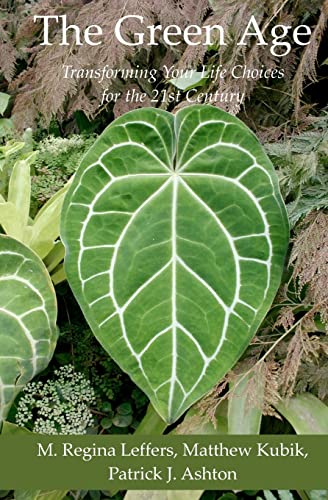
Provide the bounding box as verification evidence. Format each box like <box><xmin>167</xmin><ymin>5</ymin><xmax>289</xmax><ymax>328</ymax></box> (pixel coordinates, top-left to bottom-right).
<box><xmin>0</xmin><ymin>1</ymin><xmax>327</xmax><ymax>499</ymax></box>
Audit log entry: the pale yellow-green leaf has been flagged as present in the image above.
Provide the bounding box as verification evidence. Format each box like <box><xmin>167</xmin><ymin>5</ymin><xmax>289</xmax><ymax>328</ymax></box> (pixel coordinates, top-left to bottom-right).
<box><xmin>44</xmin><ymin>240</ymin><xmax>65</xmax><ymax>273</ymax></box>
<box><xmin>21</xmin><ymin>226</ymin><xmax>33</xmax><ymax>246</ymax></box>
<box><xmin>0</xmin><ymin>201</ymin><xmax>24</xmax><ymax>239</ymax></box>
<box><xmin>51</xmin><ymin>264</ymin><xmax>66</xmax><ymax>285</ymax></box>
<box><xmin>134</xmin><ymin>404</ymin><xmax>167</xmax><ymax>435</ymax></box>
<box><xmin>0</xmin><ymin>140</ymin><xmax>24</xmax><ymax>158</ymax></box>
<box><xmin>30</xmin><ymin>182</ymin><xmax>71</xmax><ymax>258</ymax></box>
<box><xmin>8</xmin><ymin>155</ymin><xmax>34</xmax><ymax>229</ymax></box>
<box><xmin>30</xmin><ymin>239</ymin><xmax>55</xmax><ymax>260</ymax></box>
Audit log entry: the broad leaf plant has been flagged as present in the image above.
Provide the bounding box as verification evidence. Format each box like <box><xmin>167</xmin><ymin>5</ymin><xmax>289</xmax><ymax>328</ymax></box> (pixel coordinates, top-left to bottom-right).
<box><xmin>62</xmin><ymin>105</ymin><xmax>289</xmax><ymax>423</ymax></box>
<box><xmin>0</xmin><ymin>235</ymin><xmax>58</xmax><ymax>421</ymax></box>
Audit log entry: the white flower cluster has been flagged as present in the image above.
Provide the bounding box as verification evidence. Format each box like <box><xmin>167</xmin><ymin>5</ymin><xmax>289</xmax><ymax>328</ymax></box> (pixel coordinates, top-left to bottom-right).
<box><xmin>15</xmin><ymin>365</ymin><xmax>96</xmax><ymax>435</ymax></box>
<box><xmin>39</xmin><ymin>135</ymin><xmax>85</xmax><ymax>155</ymax></box>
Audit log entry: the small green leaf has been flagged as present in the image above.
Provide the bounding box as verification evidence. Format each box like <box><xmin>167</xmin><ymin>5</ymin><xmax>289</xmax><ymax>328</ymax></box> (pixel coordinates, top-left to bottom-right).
<box><xmin>0</xmin><ymin>235</ymin><xmax>58</xmax><ymax>420</ymax></box>
<box><xmin>101</xmin><ymin>417</ymin><xmax>112</xmax><ymax>429</ymax></box>
<box><xmin>0</xmin><ymin>93</ymin><xmax>10</xmax><ymax>115</ymax></box>
<box><xmin>169</xmin><ymin>70</ymin><xmax>209</xmax><ymax>91</ymax></box>
<box><xmin>276</xmin><ymin>393</ymin><xmax>328</xmax><ymax>434</ymax></box>
<box><xmin>116</xmin><ymin>402</ymin><xmax>132</xmax><ymax>415</ymax></box>
<box><xmin>101</xmin><ymin>402</ymin><xmax>113</xmax><ymax>413</ymax></box>
<box><xmin>112</xmin><ymin>413</ymin><xmax>133</xmax><ymax>427</ymax></box>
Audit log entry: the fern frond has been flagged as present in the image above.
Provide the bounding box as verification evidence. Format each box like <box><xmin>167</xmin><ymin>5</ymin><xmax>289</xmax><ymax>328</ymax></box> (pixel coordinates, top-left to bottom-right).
<box><xmin>292</xmin><ymin>0</ymin><xmax>328</xmax><ymax>115</ymax></box>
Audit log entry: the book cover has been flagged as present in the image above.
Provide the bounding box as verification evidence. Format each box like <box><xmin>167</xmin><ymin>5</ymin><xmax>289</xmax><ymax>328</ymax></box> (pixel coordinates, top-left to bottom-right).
<box><xmin>0</xmin><ymin>1</ymin><xmax>327</xmax><ymax>498</ymax></box>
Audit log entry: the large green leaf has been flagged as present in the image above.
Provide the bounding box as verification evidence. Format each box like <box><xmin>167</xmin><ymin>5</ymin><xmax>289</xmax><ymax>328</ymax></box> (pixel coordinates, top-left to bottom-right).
<box><xmin>275</xmin><ymin>393</ymin><xmax>328</xmax><ymax>434</ymax></box>
<box><xmin>228</xmin><ymin>371</ymin><xmax>264</xmax><ymax>434</ymax></box>
<box><xmin>61</xmin><ymin>105</ymin><xmax>289</xmax><ymax>423</ymax></box>
<box><xmin>0</xmin><ymin>235</ymin><xmax>58</xmax><ymax>421</ymax></box>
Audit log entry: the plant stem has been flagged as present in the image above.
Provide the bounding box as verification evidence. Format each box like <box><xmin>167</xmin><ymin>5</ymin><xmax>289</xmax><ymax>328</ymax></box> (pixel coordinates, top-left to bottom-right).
<box><xmin>107</xmin><ymin>404</ymin><xmax>166</xmax><ymax>497</ymax></box>
<box><xmin>134</xmin><ymin>403</ymin><xmax>167</xmax><ymax>435</ymax></box>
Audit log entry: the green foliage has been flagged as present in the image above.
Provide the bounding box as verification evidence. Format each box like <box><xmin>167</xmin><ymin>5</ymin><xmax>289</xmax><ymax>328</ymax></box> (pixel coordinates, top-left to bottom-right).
<box><xmin>99</xmin><ymin>402</ymin><xmax>134</xmax><ymax>430</ymax></box>
<box><xmin>169</xmin><ymin>71</ymin><xmax>209</xmax><ymax>91</ymax></box>
<box><xmin>62</xmin><ymin>105</ymin><xmax>288</xmax><ymax>423</ymax></box>
<box><xmin>0</xmin><ymin>137</ymin><xmax>72</xmax><ymax>283</ymax></box>
<box><xmin>53</xmin><ymin>312</ymin><xmax>149</xmax><ymax>433</ymax></box>
<box><xmin>31</xmin><ymin>135</ymin><xmax>95</xmax><ymax>213</ymax></box>
<box><xmin>15</xmin><ymin>365</ymin><xmax>95</xmax><ymax>434</ymax></box>
<box><xmin>266</xmin><ymin>114</ymin><xmax>328</xmax><ymax>227</ymax></box>
<box><xmin>0</xmin><ymin>138</ymin><xmax>27</xmax><ymax>195</ymax></box>
<box><xmin>0</xmin><ymin>235</ymin><xmax>58</xmax><ymax>421</ymax></box>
